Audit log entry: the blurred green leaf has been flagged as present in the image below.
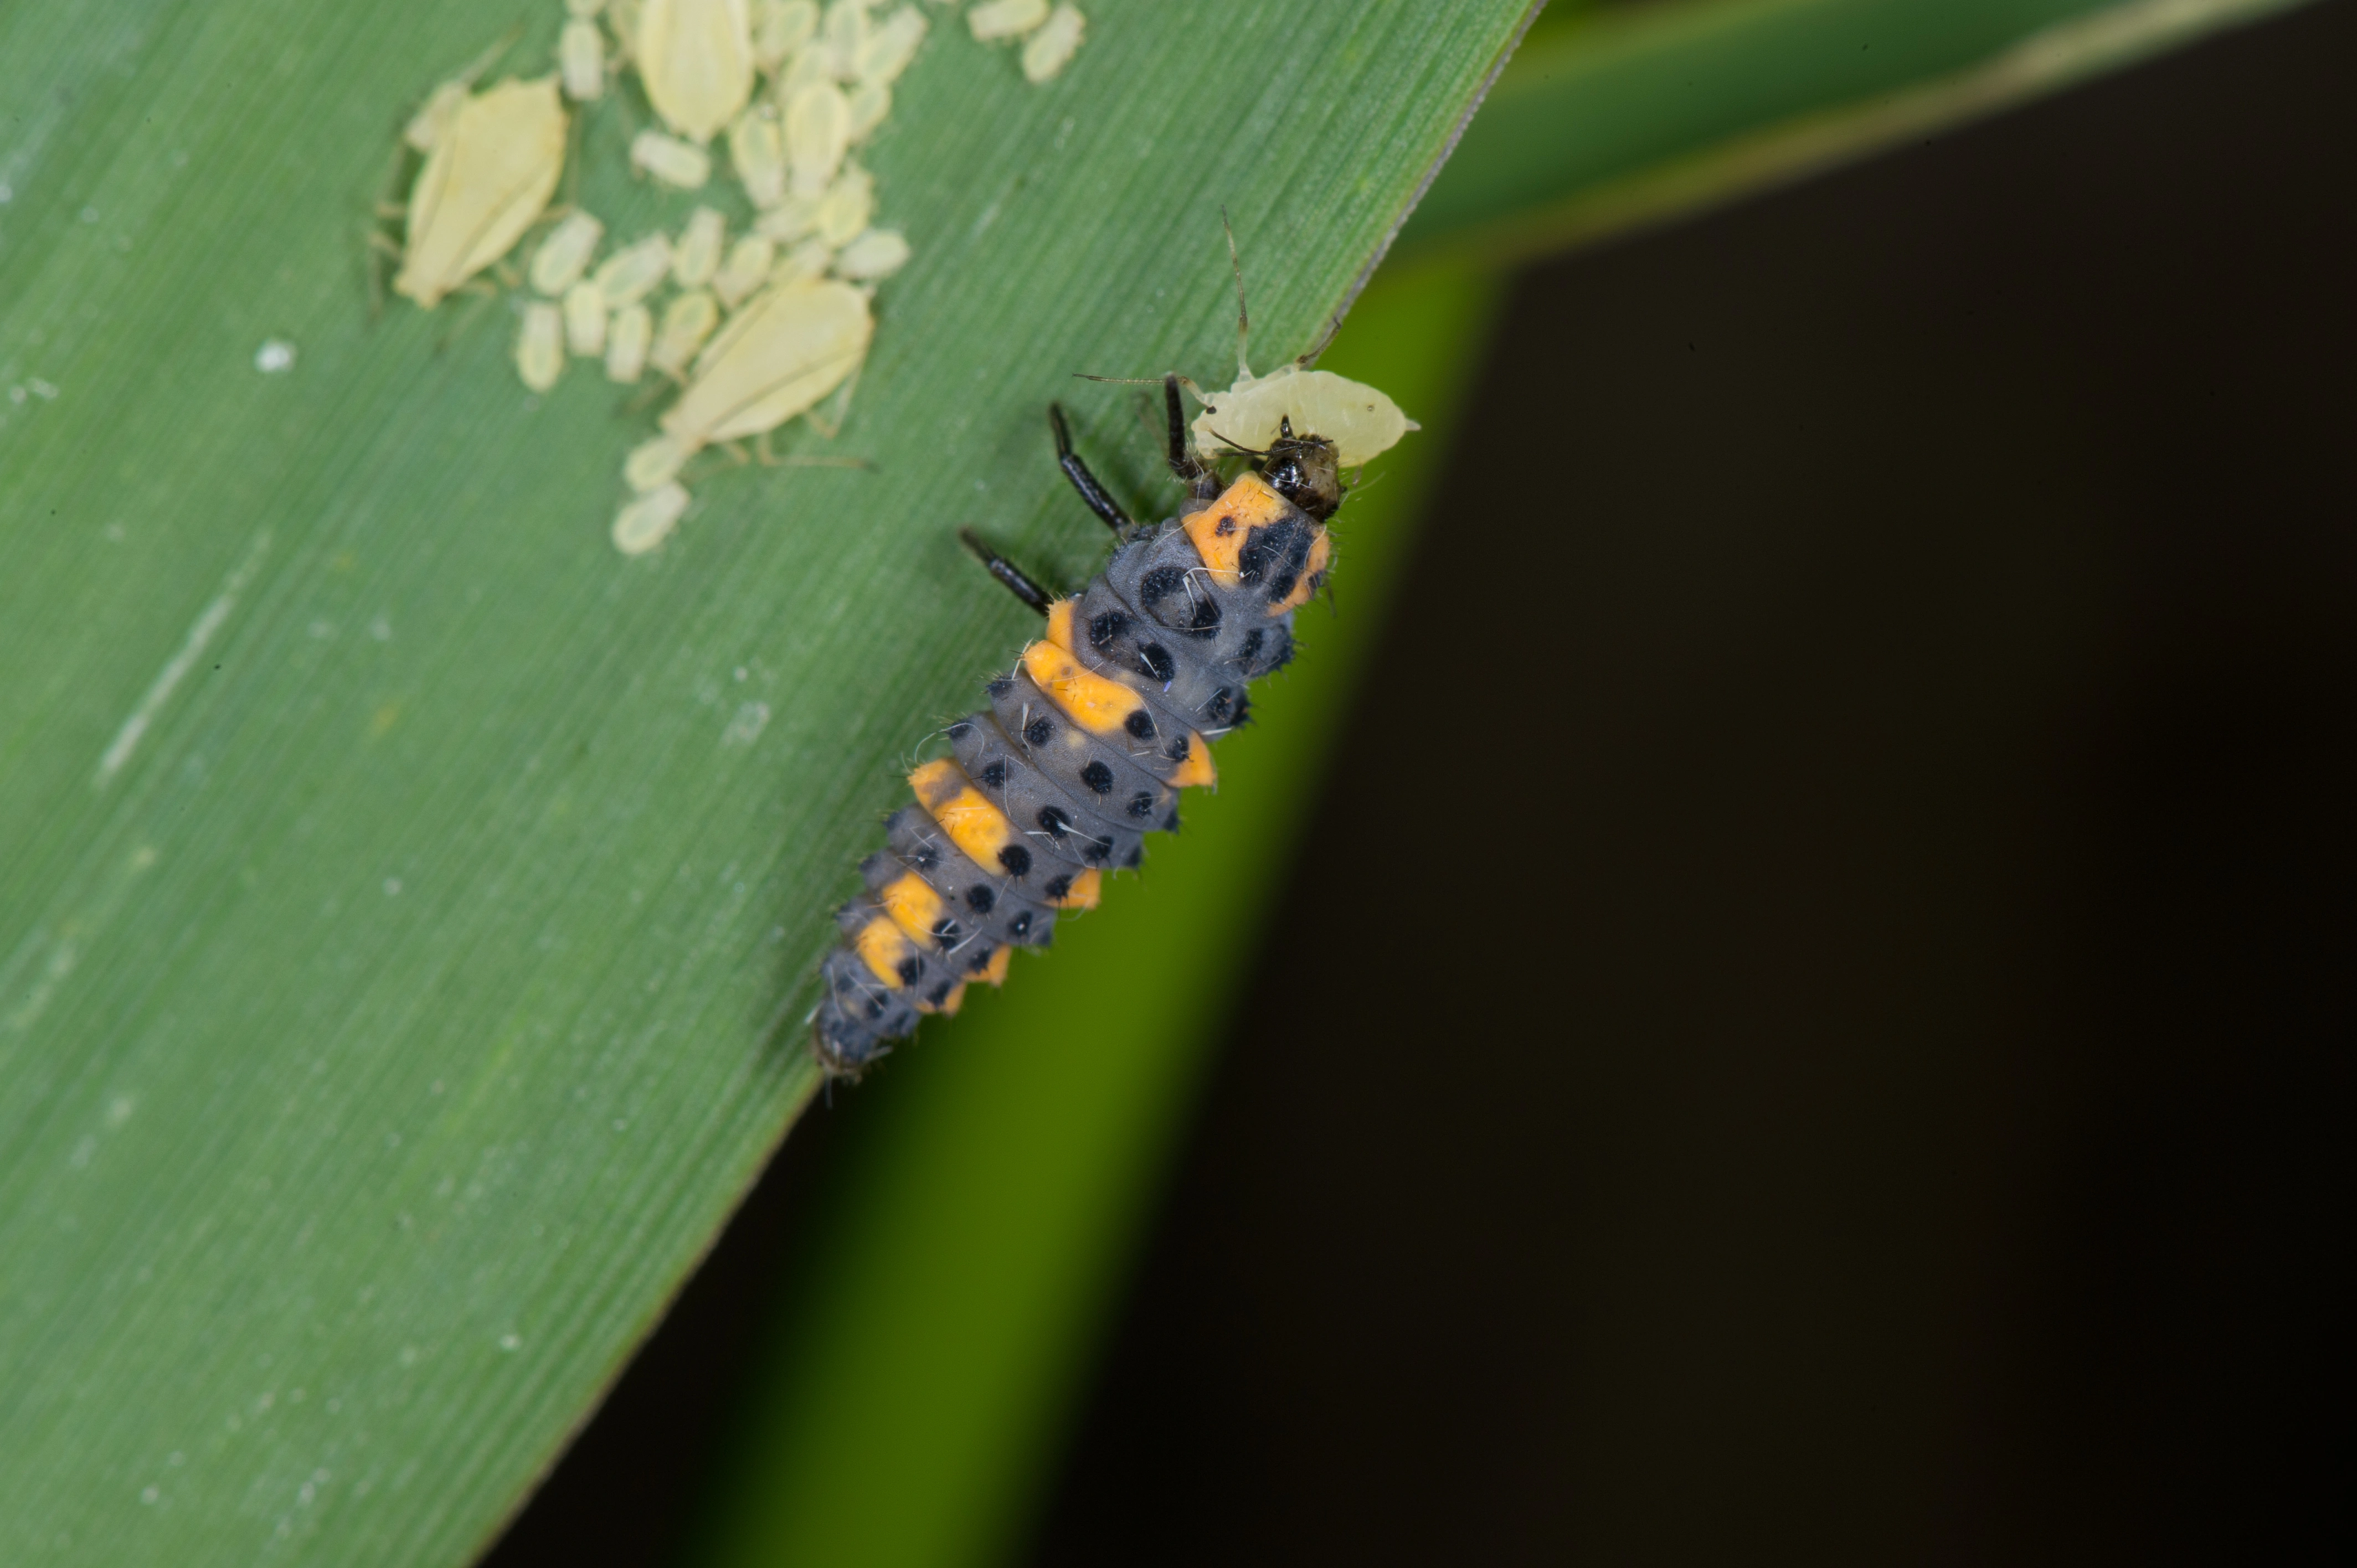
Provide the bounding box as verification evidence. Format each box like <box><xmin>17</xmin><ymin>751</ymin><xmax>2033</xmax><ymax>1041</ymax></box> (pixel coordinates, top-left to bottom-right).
<box><xmin>1401</xmin><ymin>0</ymin><xmax>2313</xmax><ymax>265</ymax></box>
<box><xmin>0</xmin><ymin>2</ymin><xmax>1534</xmax><ymax>1562</ymax></box>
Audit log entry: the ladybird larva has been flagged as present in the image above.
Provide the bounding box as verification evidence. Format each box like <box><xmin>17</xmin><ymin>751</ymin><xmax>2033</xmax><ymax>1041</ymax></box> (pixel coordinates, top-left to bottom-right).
<box><xmin>808</xmin><ymin>367</ymin><xmax>1409</xmax><ymax>1076</ymax></box>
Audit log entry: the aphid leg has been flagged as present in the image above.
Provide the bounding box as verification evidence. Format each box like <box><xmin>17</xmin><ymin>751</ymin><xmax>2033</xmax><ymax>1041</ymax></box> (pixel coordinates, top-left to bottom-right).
<box><xmin>434</xmin><ymin>286</ymin><xmax>500</xmax><ymax>355</ymax></box>
<box><xmin>1164</xmin><ymin>374</ymin><xmax>1218</xmax><ymax>499</ymax></box>
<box><xmin>1295</xmin><ymin>310</ymin><xmax>1345</xmax><ymax>369</ymax></box>
<box><xmin>957</xmin><ymin>528</ymin><xmax>1053</xmax><ymax>617</ymax></box>
<box><xmin>1048</xmin><ymin>404</ymin><xmax>1131</xmax><ymax>532</ymax></box>
<box><xmin>804</xmin><ymin>357</ymin><xmax>864</xmax><ymax>441</ymax></box>
<box><xmin>1221</xmin><ymin>208</ymin><xmax>1253</xmax><ymax>382</ymax></box>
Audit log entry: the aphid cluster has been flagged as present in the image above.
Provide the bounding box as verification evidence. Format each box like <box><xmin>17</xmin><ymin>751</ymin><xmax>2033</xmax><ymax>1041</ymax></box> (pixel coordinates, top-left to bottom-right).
<box><xmin>381</xmin><ymin>0</ymin><xmax>1089</xmax><ymax>554</ymax></box>
<box><xmin>809</xmin><ymin>326</ymin><xmax>1413</xmax><ymax>1075</ymax></box>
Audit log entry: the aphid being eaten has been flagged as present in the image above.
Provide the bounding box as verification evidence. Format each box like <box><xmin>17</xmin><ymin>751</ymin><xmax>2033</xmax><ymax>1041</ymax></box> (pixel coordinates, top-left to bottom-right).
<box><xmin>806</xmin><ymin>268</ymin><xmax>1411</xmax><ymax>1076</ymax></box>
<box><xmin>393</xmin><ymin>75</ymin><xmax>567</xmax><ymax>308</ymax></box>
<box><xmin>637</xmin><ymin>0</ymin><xmax>757</xmax><ymax>143</ymax></box>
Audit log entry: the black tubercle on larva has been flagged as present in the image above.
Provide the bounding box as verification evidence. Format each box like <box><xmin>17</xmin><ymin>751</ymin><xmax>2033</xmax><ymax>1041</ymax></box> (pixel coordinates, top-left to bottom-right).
<box><xmin>1089</xmin><ymin>610</ymin><xmax>1128</xmax><ymax>649</ymax></box>
<box><xmin>1139</xmin><ymin>643</ymin><xmax>1175</xmax><ymax>683</ymax></box>
<box><xmin>1123</xmin><ymin>843</ymin><xmax>1143</xmax><ymax>869</ymax></box>
<box><xmin>965</xmin><ymin>885</ymin><xmax>996</xmax><ymax>913</ymax></box>
<box><xmin>987</xmin><ymin>675</ymin><xmax>1014</xmax><ymax>699</ymax></box>
<box><xmin>1127</xmin><ymin>791</ymin><xmax>1155</xmax><ymax>819</ymax></box>
<box><xmin>1010</xmin><ymin>910</ymin><xmax>1033</xmax><ymax>938</ymax></box>
<box><xmin>997</xmin><ymin>844</ymin><xmax>1032</xmax><ymax>876</ymax></box>
<box><xmin>1042</xmin><ymin>874</ymin><xmax>1073</xmax><ymax>901</ymax></box>
<box><xmin>979</xmin><ymin>761</ymin><xmax>1007</xmax><ymax>790</ymax></box>
<box><xmin>1024</xmin><ymin>716</ymin><xmax>1053</xmax><ymax>747</ymax></box>
<box><xmin>1080</xmin><ymin>760</ymin><xmax>1114</xmax><ymax>795</ymax></box>
<box><xmin>1139</xmin><ymin>565</ymin><xmax>1185</xmax><ymax>608</ymax></box>
<box><xmin>1037</xmin><ymin>804</ymin><xmax>1071</xmax><ymax>838</ymax></box>
<box><xmin>1124</xmin><ymin>709</ymin><xmax>1155</xmax><ymax>740</ymax></box>
<box><xmin>1165</xmin><ymin>734</ymin><xmax>1190</xmax><ymax>763</ymax></box>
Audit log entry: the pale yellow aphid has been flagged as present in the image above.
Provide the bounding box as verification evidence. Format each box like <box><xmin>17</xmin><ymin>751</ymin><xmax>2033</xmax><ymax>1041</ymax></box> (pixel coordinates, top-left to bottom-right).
<box><xmin>776</xmin><ymin>43</ymin><xmax>835</xmax><ymax>96</ymax></box>
<box><xmin>819</xmin><ymin>0</ymin><xmax>866</xmax><ymax>76</ymax></box>
<box><xmin>674</xmin><ymin>207</ymin><xmax>727</xmax><ymax>286</ymax></box>
<box><xmin>594</xmin><ymin>233</ymin><xmax>675</xmax><ymax>306</ymax></box>
<box><xmin>853</xmin><ymin>5</ymin><xmax>926</xmax><ymax>85</ymax></box>
<box><xmin>606</xmin><ymin>302</ymin><xmax>654</xmax><ymax>381</ymax></box>
<box><xmin>755</xmin><ymin>192</ymin><xmax>820</xmax><ymax>243</ymax></box>
<box><xmin>613</xmin><ymin>481</ymin><xmax>692</xmax><ymax>555</ymax></box>
<box><xmin>1192</xmin><ymin>363</ymin><xmax>1418</xmax><ymax>470</ymax></box>
<box><xmin>968</xmin><ymin>0</ymin><xmax>1049</xmax><ymax>44</ymax></box>
<box><xmin>624</xmin><ymin>433</ymin><xmax>690</xmax><ymax>491</ymax></box>
<box><xmin>771</xmin><ymin>235</ymin><xmax>832</xmax><ymax>287</ymax></box>
<box><xmin>560</xmin><ymin>17</ymin><xmax>606</xmax><ymax>100</ymax></box>
<box><xmin>638</xmin><ymin>0</ymin><xmax>756</xmax><ymax>143</ymax></box>
<box><xmin>833</xmin><ymin>226</ymin><xmax>908</xmax><ymax>280</ymax></box>
<box><xmin>713</xmin><ymin>234</ymin><xmax>777</xmax><ymax>307</ymax></box>
<box><xmin>394</xmin><ymin>76</ymin><xmax>567</xmax><ymax>308</ymax></box>
<box><xmin>1020</xmin><ymin>5</ymin><xmax>1084</xmax><ymax>84</ymax></box>
<box><xmin>661</xmin><ymin>276</ymin><xmax>872</xmax><ymax>453</ymax></box>
<box><xmin>529</xmin><ymin>210</ymin><xmax>605</xmax><ymax>295</ymax></box>
<box><xmin>752</xmin><ymin>0</ymin><xmax>820</xmax><ymax>70</ymax></box>
<box><xmin>632</xmin><ymin>128</ymin><xmax>713</xmax><ymax>189</ymax></box>
<box><xmin>846</xmin><ymin>81</ymin><xmax>891</xmax><ymax>142</ymax></box>
<box><xmin>728</xmin><ymin>105</ymin><xmax>788</xmax><ymax>209</ymax></box>
<box><xmin>784</xmin><ymin>80</ymin><xmax>851</xmax><ymax>196</ymax></box>
<box><xmin>651</xmin><ymin>289</ymin><xmax>723</xmax><ymax>377</ymax></box>
<box><xmin>563</xmin><ymin>281</ymin><xmax>609</xmax><ymax>355</ymax></box>
<box><xmin>516</xmin><ymin>300</ymin><xmax>565</xmax><ymax>391</ymax></box>
<box><xmin>813</xmin><ymin>164</ymin><xmax>873</xmax><ymax>246</ymax></box>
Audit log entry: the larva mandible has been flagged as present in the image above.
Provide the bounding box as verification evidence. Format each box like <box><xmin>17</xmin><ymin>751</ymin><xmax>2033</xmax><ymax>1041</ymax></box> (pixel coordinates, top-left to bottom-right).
<box><xmin>809</xmin><ymin>347</ymin><xmax>1412</xmax><ymax>1077</ymax></box>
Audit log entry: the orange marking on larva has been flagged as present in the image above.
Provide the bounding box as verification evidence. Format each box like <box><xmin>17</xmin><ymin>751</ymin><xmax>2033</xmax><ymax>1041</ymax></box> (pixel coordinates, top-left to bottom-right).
<box><xmin>1051</xmin><ymin>868</ymin><xmax>1101</xmax><ymax>910</ymax></box>
<box><xmin>1183</xmin><ymin>472</ymin><xmax>1288</xmax><ymax>579</ymax></box>
<box><xmin>1044</xmin><ymin>597</ymin><xmax>1079</xmax><ymax>652</ymax></box>
<box><xmin>854</xmin><ymin>914</ymin><xmax>917</xmax><ymax>988</ymax></box>
<box><xmin>980</xmin><ymin>946</ymin><xmax>1012</xmax><ymax>986</ymax></box>
<box><xmin>1022</xmin><ymin>642</ymin><xmax>1149</xmax><ymax>739</ymax></box>
<box><xmin>924</xmin><ymin>983</ymin><xmax>967</xmax><ymax>1017</ymax></box>
<box><xmin>1166</xmin><ymin>733</ymin><xmax>1217</xmax><ymax>789</ymax></box>
<box><xmin>908</xmin><ymin>758</ymin><xmax>1020</xmax><ymax>870</ymax></box>
<box><xmin>1265</xmin><ymin>527</ymin><xmax>1332</xmax><ymax>615</ymax></box>
<box><xmin>878</xmin><ymin>871</ymin><xmax>947</xmax><ymax>947</ymax></box>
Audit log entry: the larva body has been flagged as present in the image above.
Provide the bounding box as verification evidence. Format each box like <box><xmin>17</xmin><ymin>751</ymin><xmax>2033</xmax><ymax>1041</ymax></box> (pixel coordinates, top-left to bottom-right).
<box><xmin>811</xmin><ymin>379</ymin><xmax>1360</xmax><ymax>1076</ymax></box>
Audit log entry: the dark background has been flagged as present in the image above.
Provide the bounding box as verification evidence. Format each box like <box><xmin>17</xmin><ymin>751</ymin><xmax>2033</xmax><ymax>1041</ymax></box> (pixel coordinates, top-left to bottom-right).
<box><xmin>493</xmin><ymin>3</ymin><xmax>2354</xmax><ymax>1562</ymax></box>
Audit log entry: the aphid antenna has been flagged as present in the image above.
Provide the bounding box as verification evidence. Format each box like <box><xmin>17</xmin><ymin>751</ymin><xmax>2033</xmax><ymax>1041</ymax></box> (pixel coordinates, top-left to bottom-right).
<box><xmin>1075</xmin><ymin>372</ymin><xmax>1211</xmax><ymax>408</ymax></box>
<box><xmin>1294</xmin><ymin>310</ymin><xmax>1345</xmax><ymax>370</ymax></box>
<box><xmin>1220</xmin><ymin>207</ymin><xmax>1253</xmax><ymax>382</ymax></box>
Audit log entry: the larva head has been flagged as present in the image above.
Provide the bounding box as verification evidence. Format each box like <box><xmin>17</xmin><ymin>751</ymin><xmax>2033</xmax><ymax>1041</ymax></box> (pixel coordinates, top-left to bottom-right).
<box><xmin>1259</xmin><ymin>417</ymin><xmax>1343</xmax><ymax>521</ymax></box>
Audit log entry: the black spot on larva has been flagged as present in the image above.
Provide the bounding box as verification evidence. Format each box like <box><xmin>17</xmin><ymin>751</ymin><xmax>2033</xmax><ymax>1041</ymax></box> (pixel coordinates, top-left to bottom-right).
<box><xmin>1036</xmin><ymin>804</ymin><xmax>1071</xmax><ymax>838</ymax></box>
<box><xmin>1081</xmin><ymin>835</ymin><xmax>1112</xmax><ymax>863</ymax></box>
<box><xmin>1266</xmin><ymin>569</ymin><xmax>1298</xmax><ymax>601</ymax></box>
<box><xmin>929</xmin><ymin>917</ymin><xmax>960</xmax><ymax>944</ymax></box>
<box><xmin>997</xmin><ymin>844</ymin><xmax>1032</xmax><ymax>876</ymax></box>
<box><xmin>1024</xmin><ymin>715</ymin><xmax>1053</xmax><ymax>747</ymax></box>
<box><xmin>978</xmin><ymin>760</ymin><xmax>1007</xmax><ymax>790</ymax></box>
<box><xmin>946</xmin><ymin>720</ymin><xmax>973</xmax><ymax>741</ymax></box>
<box><xmin>1080</xmin><ymin>760</ymin><xmax>1114</xmax><ymax>795</ymax></box>
<box><xmin>987</xmin><ymin>675</ymin><xmax>1013</xmax><ymax>699</ymax></box>
<box><xmin>896</xmin><ymin>957</ymin><xmax>923</xmax><ymax>986</ymax></box>
<box><xmin>1164</xmin><ymin>734</ymin><xmax>1189</xmax><ymax>763</ymax></box>
<box><xmin>1124</xmin><ymin>709</ymin><xmax>1155</xmax><ymax>740</ymax></box>
<box><xmin>1139</xmin><ymin>565</ymin><xmax>1185</xmax><ymax>608</ymax></box>
<box><xmin>1010</xmin><ymin>910</ymin><xmax>1033</xmax><ymax>938</ymax></box>
<box><xmin>1162</xmin><ymin>807</ymin><xmax>1181</xmax><ymax>832</ymax></box>
<box><xmin>1237</xmin><ymin>628</ymin><xmax>1264</xmax><ymax>666</ymax></box>
<box><xmin>1126</xmin><ymin>791</ymin><xmax>1154</xmax><ymax>819</ymax></box>
<box><xmin>1213</xmin><ymin>513</ymin><xmax>1237</xmax><ymax>536</ymax></box>
<box><xmin>1204</xmin><ymin>688</ymin><xmax>1233</xmax><ymax>723</ymax></box>
<box><xmin>965</xmin><ymin>885</ymin><xmax>996</xmax><ymax>914</ymax></box>
<box><xmin>913</xmin><ymin>844</ymin><xmax>940</xmax><ymax>870</ymax></box>
<box><xmin>1138</xmin><ymin>643</ymin><xmax>1175</xmax><ymax>683</ymax></box>
<box><xmin>1042</xmin><ymin>874</ymin><xmax>1073</xmax><ymax>901</ymax></box>
<box><xmin>864</xmin><ymin>993</ymin><xmax>888</xmax><ymax>1019</ymax></box>
<box><xmin>926</xmin><ymin>979</ymin><xmax>953</xmax><ymax>1007</ymax></box>
<box><xmin>1088</xmin><ymin>610</ymin><xmax>1128</xmax><ymax>651</ymax></box>
<box><xmin>1187</xmin><ymin>596</ymin><xmax>1221</xmax><ymax>632</ymax></box>
<box><xmin>1123</xmin><ymin>843</ymin><xmax>1143</xmax><ymax>869</ymax></box>
<box><xmin>964</xmin><ymin>943</ymin><xmax>995</xmax><ymax>974</ymax></box>
<box><xmin>1231</xmin><ymin>691</ymin><xmax>1253</xmax><ymax>727</ymax></box>
<box><xmin>1238</xmin><ymin>518</ymin><xmax>1311</xmax><ymax>590</ymax></box>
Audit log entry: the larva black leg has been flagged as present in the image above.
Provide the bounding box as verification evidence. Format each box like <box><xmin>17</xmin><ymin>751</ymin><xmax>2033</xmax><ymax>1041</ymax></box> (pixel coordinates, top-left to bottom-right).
<box><xmin>1049</xmin><ymin>404</ymin><xmax>1133</xmax><ymax>533</ymax></box>
<box><xmin>959</xmin><ymin>528</ymin><xmax>1053</xmax><ymax>616</ymax></box>
<box><xmin>1165</xmin><ymin>373</ymin><xmax>1218</xmax><ymax>499</ymax></box>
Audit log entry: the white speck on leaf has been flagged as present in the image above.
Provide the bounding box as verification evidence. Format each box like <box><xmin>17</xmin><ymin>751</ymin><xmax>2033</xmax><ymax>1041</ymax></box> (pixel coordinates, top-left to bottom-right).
<box><xmin>255</xmin><ymin>339</ymin><xmax>295</xmax><ymax>373</ymax></box>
